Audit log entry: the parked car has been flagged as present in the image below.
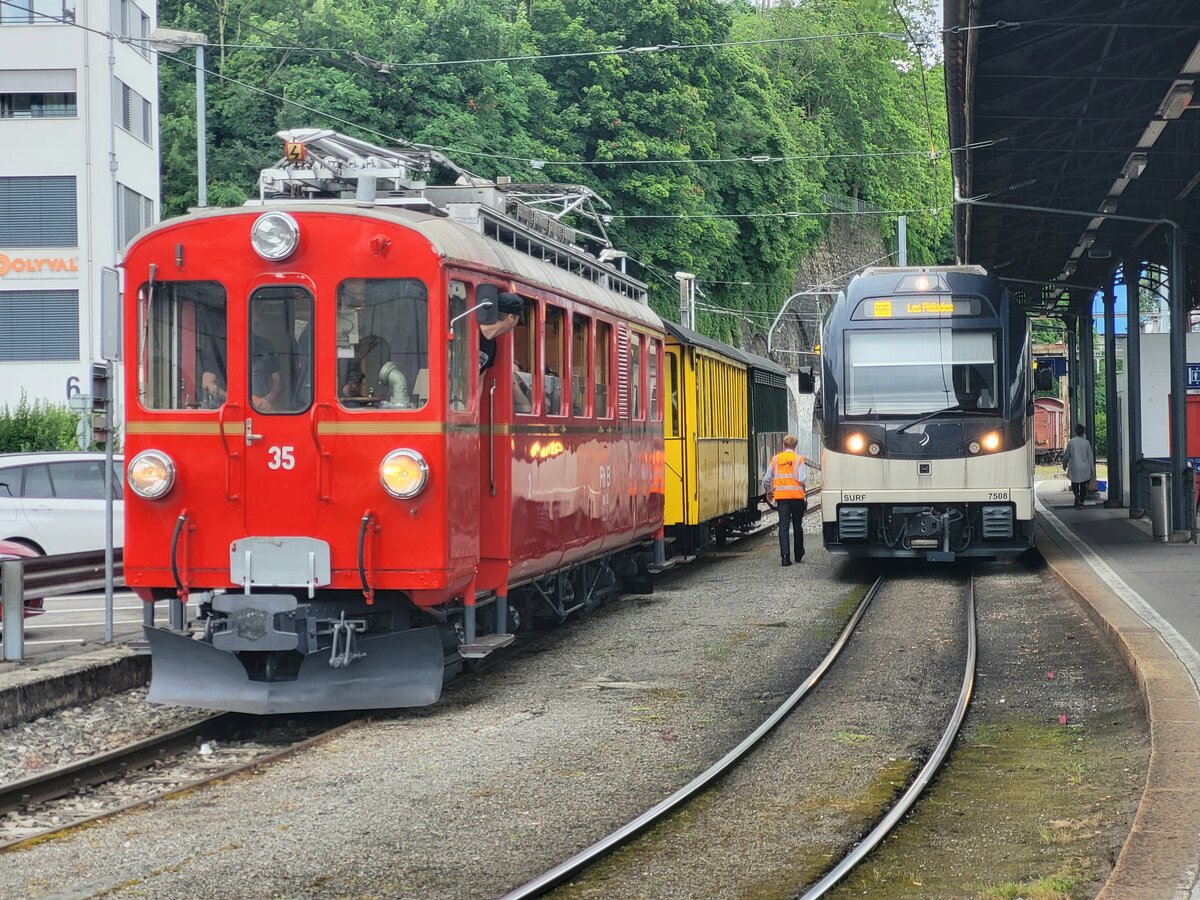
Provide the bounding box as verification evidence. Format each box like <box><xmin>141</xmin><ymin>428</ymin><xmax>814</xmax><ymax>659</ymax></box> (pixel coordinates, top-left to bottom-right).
<box><xmin>0</xmin><ymin>452</ymin><xmax>124</xmax><ymax>556</ymax></box>
<box><xmin>0</xmin><ymin>538</ymin><xmax>44</xmax><ymax>620</ymax></box>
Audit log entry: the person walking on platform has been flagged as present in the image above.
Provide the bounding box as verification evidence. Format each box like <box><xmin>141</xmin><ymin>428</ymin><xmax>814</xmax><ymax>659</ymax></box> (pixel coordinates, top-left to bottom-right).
<box><xmin>764</xmin><ymin>435</ymin><xmax>818</xmax><ymax>566</ymax></box>
<box><xmin>1063</xmin><ymin>423</ymin><xmax>1095</xmax><ymax>509</ymax></box>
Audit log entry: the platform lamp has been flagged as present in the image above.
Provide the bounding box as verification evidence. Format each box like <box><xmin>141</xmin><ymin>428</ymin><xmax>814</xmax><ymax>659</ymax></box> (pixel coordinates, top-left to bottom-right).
<box><xmin>149</xmin><ymin>28</ymin><xmax>208</xmax><ymax>207</ymax></box>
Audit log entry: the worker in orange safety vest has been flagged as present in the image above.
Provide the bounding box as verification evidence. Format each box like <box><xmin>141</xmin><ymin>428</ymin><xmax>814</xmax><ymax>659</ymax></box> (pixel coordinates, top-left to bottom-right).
<box><xmin>763</xmin><ymin>434</ymin><xmax>820</xmax><ymax>566</ymax></box>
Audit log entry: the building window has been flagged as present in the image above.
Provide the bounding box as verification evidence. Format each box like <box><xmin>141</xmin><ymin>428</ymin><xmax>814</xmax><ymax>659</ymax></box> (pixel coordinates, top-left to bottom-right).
<box><xmin>0</xmin><ymin>69</ymin><xmax>76</xmax><ymax>118</ymax></box>
<box><xmin>0</xmin><ymin>176</ymin><xmax>76</xmax><ymax>247</ymax></box>
<box><xmin>0</xmin><ymin>91</ymin><xmax>75</xmax><ymax>118</ymax></box>
<box><xmin>115</xmin><ymin>79</ymin><xmax>151</xmax><ymax>145</ymax></box>
<box><xmin>0</xmin><ymin>290</ymin><xmax>79</xmax><ymax>360</ymax></box>
<box><xmin>112</xmin><ymin>0</ymin><xmax>149</xmax><ymax>56</ymax></box>
<box><xmin>138</xmin><ymin>10</ymin><xmax>150</xmax><ymax>58</ymax></box>
<box><xmin>1</xmin><ymin>0</ymin><xmax>74</xmax><ymax>25</ymax></box>
<box><xmin>117</xmin><ymin>183</ymin><xmax>154</xmax><ymax>249</ymax></box>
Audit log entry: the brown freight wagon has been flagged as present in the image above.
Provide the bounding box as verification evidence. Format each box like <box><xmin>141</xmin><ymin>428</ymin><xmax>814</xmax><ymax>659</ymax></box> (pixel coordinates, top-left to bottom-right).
<box><xmin>1034</xmin><ymin>396</ymin><xmax>1067</xmax><ymax>463</ymax></box>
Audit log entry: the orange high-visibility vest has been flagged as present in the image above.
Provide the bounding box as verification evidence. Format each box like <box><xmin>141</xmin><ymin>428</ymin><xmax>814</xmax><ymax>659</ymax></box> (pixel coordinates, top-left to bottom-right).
<box><xmin>771</xmin><ymin>450</ymin><xmax>806</xmax><ymax>501</ymax></box>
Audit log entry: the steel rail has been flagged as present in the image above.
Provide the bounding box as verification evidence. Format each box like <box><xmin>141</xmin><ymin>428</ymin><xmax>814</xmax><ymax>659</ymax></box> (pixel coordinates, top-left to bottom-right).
<box><xmin>0</xmin><ymin>714</ymin><xmax>356</xmax><ymax>852</ymax></box>
<box><xmin>500</xmin><ymin>574</ymin><xmax>886</xmax><ymax>900</ymax></box>
<box><xmin>0</xmin><ymin>713</ymin><xmax>231</xmax><ymax>819</ymax></box>
<box><xmin>800</xmin><ymin>572</ymin><xmax>977</xmax><ymax>899</ymax></box>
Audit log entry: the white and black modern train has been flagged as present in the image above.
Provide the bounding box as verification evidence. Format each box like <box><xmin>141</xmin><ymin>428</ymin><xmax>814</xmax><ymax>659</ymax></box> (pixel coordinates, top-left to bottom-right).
<box><xmin>813</xmin><ymin>265</ymin><xmax>1035</xmax><ymax>561</ymax></box>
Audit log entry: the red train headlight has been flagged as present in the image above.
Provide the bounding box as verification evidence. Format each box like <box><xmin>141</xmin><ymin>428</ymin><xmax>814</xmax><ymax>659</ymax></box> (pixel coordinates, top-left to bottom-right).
<box><xmin>127</xmin><ymin>450</ymin><xmax>176</xmax><ymax>499</ymax></box>
<box><xmin>250</xmin><ymin>211</ymin><xmax>300</xmax><ymax>261</ymax></box>
<box><xmin>380</xmin><ymin>449</ymin><xmax>429</xmax><ymax>499</ymax></box>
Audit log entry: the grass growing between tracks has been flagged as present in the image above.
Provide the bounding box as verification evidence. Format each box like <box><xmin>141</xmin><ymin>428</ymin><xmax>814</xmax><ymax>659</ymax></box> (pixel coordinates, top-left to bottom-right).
<box><xmin>828</xmin><ymin>719</ymin><xmax>1139</xmax><ymax>899</ymax></box>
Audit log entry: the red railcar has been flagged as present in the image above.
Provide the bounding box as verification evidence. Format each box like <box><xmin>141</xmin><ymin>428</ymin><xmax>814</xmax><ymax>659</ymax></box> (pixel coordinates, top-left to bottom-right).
<box><xmin>1034</xmin><ymin>396</ymin><xmax>1067</xmax><ymax>463</ymax></box>
<box><xmin>122</xmin><ymin>155</ymin><xmax>665</xmax><ymax>712</ymax></box>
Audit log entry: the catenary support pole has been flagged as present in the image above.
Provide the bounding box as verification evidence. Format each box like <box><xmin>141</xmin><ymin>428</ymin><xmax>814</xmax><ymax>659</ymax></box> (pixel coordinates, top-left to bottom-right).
<box><xmin>1168</xmin><ymin>227</ymin><xmax>1190</xmax><ymax>537</ymax></box>
<box><xmin>1103</xmin><ymin>273</ymin><xmax>1122</xmax><ymax>507</ymax></box>
<box><xmin>1125</xmin><ymin>255</ymin><xmax>1144</xmax><ymax>514</ymax></box>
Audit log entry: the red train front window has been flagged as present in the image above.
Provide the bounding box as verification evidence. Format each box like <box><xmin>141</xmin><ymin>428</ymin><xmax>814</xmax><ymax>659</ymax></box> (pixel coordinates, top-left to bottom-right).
<box><xmin>248</xmin><ymin>287</ymin><xmax>314</xmax><ymax>414</ymax></box>
<box><xmin>138</xmin><ymin>280</ymin><xmax>227</xmax><ymax>411</ymax></box>
<box><xmin>337</xmin><ymin>278</ymin><xmax>429</xmax><ymax>411</ymax></box>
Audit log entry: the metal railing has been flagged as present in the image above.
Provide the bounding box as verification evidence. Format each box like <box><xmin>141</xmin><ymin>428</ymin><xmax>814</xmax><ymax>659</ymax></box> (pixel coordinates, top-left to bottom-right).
<box><xmin>1</xmin><ymin>550</ymin><xmax>124</xmax><ymax>661</ymax></box>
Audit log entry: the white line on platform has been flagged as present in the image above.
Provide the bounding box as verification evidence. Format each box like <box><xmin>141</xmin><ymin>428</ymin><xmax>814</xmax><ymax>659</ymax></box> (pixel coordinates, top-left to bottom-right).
<box><xmin>1036</xmin><ymin>484</ymin><xmax>1200</xmax><ymax>694</ymax></box>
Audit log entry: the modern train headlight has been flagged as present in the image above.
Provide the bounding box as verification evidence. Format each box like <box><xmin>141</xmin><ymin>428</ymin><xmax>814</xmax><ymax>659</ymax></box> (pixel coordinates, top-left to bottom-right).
<box><xmin>250</xmin><ymin>211</ymin><xmax>300</xmax><ymax>261</ymax></box>
<box><xmin>380</xmin><ymin>449</ymin><xmax>429</xmax><ymax>499</ymax></box>
<box><xmin>867</xmin><ymin>441</ymin><xmax>882</xmax><ymax>456</ymax></box>
<box><xmin>968</xmin><ymin>431</ymin><xmax>1003</xmax><ymax>455</ymax></box>
<box><xmin>127</xmin><ymin>450</ymin><xmax>176</xmax><ymax>499</ymax></box>
<box><xmin>846</xmin><ymin>433</ymin><xmax>867</xmax><ymax>454</ymax></box>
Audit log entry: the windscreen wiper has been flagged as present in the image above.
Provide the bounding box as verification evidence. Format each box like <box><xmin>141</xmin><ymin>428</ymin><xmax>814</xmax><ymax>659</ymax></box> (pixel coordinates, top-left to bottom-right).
<box><xmin>895</xmin><ymin>404</ymin><xmax>971</xmax><ymax>434</ymax></box>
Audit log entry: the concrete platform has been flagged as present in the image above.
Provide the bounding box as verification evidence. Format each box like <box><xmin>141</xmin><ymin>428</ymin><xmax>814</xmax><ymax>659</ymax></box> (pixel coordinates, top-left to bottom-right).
<box><xmin>1036</xmin><ymin>477</ymin><xmax>1200</xmax><ymax>899</ymax></box>
<box><xmin>0</xmin><ymin>646</ymin><xmax>147</xmax><ymax>730</ymax></box>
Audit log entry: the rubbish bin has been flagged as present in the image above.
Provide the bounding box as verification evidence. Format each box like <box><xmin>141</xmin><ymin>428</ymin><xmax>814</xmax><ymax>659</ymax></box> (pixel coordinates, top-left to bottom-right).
<box><xmin>1150</xmin><ymin>473</ymin><xmax>1170</xmax><ymax>542</ymax></box>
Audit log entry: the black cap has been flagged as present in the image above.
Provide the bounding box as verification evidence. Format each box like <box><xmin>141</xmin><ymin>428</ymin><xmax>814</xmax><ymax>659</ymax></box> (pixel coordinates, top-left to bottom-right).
<box><xmin>497</xmin><ymin>292</ymin><xmax>524</xmax><ymax>316</ymax></box>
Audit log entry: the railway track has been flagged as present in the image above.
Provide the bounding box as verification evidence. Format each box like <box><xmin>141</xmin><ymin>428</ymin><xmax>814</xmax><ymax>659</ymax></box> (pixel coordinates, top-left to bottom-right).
<box><xmin>0</xmin><ymin>712</ymin><xmax>353</xmax><ymax>850</ymax></box>
<box><xmin>0</xmin><ymin>505</ymin><xmax>816</xmax><ymax>856</ymax></box>
<box><xmin>501</xmin><ymin>570</ymin><xmax>976</xmax><ymax>899</ymax></box>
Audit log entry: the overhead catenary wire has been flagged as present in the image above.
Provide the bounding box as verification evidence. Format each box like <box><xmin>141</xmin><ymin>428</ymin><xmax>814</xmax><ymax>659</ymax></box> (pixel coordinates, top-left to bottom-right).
<box><xmin>148</xmin><ymin>30</ymin><xmax>987</xmax><ymax>175</ymax></box>
<box><xmin>128</xmin><ymin>21</ymin><xmax>1017</xmax><ymax>71</ymax></box>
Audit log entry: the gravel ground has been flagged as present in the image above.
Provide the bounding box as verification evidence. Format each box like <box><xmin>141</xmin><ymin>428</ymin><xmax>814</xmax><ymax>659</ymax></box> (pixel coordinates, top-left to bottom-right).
<box><xmin>0</xmin><ymin>688</ymin><xmax>209</xmax><ymax>782</ymax></box>
<box><xmin>555</xmin><ymin>568</ymin><xmax>969</xmax><ymax>898</ymax></box>
<box><xmin>0</xmin><ymin>513</ymin><xmax>1147</xmax><ymax>899</ymax></box>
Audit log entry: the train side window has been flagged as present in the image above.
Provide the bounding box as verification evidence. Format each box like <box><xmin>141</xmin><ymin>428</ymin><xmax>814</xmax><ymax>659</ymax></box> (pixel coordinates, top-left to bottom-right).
<box><xmin>140</xmin><ymin>280</ymin><xmax>227</xmax><ymax>411</ymax></box>
<box><xmin>248</xmin><ymin>287</ymin><xmax>313</xmax><ymax>415</ymax></box>
<box><xmin>648</xmin><ymin>339</ymin><xmax>661</xmax><ymax>421</ymax></box>
<box><xmin>629</xmin><ymin>332</ymin><xmax>642</xmax><ymax>420</ymax></box>
<box><xmin>448</xmin><ymin>281</ymin><xmax>472</xmax><ymax>412</ymax></box>
<box><xmin>545</xmin><ymin>304</ymin><xmax>566</xmax><ymax>416</ymax></box>
<box><xmin>513</xmin><ymin>297</ymin><xmax>536</xmax><ymax>415</ymax></box>
<box><xmin>571</xmin><ymin>313</ymin><xmax>591</xmax><ymax>417</ymax></box>
<box><xmin>336</xmin><ymin>279</ymin><xmax>428</xmax><ymax>412</ymax></box>
<box><xmin>595</xmin><ymin>321</ymin><xmax>612</xmax><ymax>418</ymax></box>
<box><xmin>666</xmin><ymin>351</ymin><xmax>679</xmax><ymax>438</ymax></box>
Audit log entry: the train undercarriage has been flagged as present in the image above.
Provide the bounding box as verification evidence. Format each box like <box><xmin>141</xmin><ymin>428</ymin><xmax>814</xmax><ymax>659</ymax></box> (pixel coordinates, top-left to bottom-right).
<box><xmin>824</xmin><ymin>501</ymin><xmax>1034</xmax><ymax>561</ymax></box>
<box><xmin>144</xmin><ymin>546</ymin><xmax>654</xmax><ymax>714</ymax></box>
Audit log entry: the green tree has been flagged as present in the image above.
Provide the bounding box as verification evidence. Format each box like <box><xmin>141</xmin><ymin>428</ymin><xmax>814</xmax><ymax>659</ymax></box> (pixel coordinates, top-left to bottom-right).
<box><xmin>155</xmin><ymin>0</ymin><xmax>952</xmax><ymax>337</ymax></box>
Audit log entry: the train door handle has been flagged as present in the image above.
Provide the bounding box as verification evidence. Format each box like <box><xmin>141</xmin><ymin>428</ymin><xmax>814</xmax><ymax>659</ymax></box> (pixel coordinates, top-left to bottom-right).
<box><xmin>245</xmin><ymin>418</ymin><xmax>264</xmax><ymax>446</ymax></box>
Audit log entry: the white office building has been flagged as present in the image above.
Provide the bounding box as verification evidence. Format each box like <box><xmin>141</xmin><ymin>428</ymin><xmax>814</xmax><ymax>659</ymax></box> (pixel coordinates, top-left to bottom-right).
<box><xmin>0</xmin><ymin>0</ymin><xmax>158</xmax><ymax>412</ymax></box>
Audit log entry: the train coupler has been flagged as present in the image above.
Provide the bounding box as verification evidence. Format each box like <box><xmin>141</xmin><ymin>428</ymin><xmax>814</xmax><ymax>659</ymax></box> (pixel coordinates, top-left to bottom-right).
<box><xmin>329</xmin><ymin>613</ymin><xmax>367</xmax><ymax>669</ymax></box>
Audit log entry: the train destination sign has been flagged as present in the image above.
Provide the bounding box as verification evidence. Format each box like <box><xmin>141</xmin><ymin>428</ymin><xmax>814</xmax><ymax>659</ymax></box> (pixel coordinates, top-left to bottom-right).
<box><xmin>854</xmin><ymin>297</ymin><xmax>984</xmax><ymax>320</ymax></box>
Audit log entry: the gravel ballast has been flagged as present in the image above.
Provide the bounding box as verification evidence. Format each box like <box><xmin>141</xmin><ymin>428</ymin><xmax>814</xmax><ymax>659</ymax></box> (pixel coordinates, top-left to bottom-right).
<box><xmin>0</xmin><ymin>515</ymin><xmax>1146</xmax><ymax>899</ymax></box>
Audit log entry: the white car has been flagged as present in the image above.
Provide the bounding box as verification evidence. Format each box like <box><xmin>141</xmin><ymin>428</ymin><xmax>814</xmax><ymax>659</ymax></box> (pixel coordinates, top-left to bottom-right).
<box><xmin>0</xmin><ymin>452</ymin><xmax>124</xmax><ymax>556</ymax></box>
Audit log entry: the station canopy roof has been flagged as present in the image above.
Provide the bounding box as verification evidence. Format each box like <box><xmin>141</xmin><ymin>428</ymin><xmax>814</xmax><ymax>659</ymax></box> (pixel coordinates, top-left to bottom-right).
<box><xmin>943</xmin><ymin>1</ymin><xmax>1200</xmax><ymax>317</ymax></box>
